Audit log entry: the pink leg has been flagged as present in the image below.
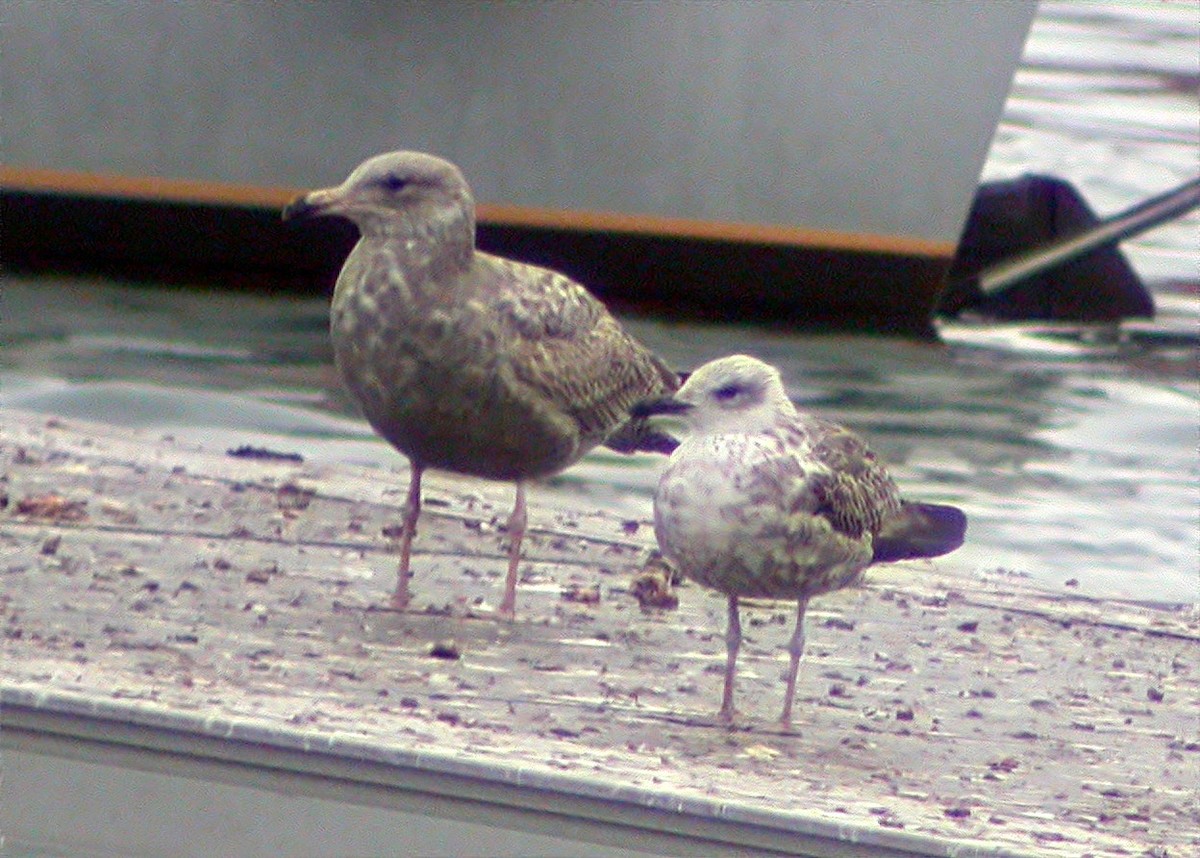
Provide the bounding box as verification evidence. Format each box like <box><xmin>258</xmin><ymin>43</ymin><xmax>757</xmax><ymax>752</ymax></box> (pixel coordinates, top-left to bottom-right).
<box><xmin>390</xmin><ymin>462</ymin><xmax>423</xmax><ymax>610</ymax></box>
<box><xmin>779</xmin><ymin>596</ymin><xmax>809</xmax><ymax>726</ymax></box>
<box><xmin>498</xmin><ymin>481</ymin><xmax>526</xmax><ymax>620</ymax></box>
<box><xmin>718</xmin><ymin>595</ymin><xmax>741</xmax><ymax>722</ymax></box>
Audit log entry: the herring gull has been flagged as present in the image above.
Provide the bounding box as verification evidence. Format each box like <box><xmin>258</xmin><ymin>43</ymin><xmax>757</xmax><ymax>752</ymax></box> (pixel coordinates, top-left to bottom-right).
<box><xmin>633</xmin><ymin>354</ymin><xmax>965</xmax><ymax>724</ymax></box>
<box><xmin>283</xmin><ymin>150</ymin><xmax>678</xmax><ymax>619</ymax></box>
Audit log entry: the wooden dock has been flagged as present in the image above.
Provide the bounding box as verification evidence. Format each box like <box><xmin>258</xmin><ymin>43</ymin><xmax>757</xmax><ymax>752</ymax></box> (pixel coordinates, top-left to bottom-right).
<box><xmin>2</xmin><ymin>409</ymin><xmax>1196</xmax><ymax>857</ymax></box>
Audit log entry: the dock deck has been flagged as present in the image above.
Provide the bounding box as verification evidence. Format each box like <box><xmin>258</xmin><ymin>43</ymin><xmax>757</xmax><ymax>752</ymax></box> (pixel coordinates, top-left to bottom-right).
<box><xmin>1</xmin><ymin>409</ymin><xmax>1196</xmax><ymax>857</ymax></box>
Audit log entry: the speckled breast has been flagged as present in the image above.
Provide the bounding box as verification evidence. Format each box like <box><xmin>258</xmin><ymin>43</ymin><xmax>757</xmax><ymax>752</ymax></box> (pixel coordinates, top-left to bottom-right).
<box><xmin>654</xmin><ymin>436</ymin><xmax>874</xmax><ymax>600</ymax></box>
<box><xmin>329</xmin><ymin>254</ymin><xmax>579</xmax><ymax>480</ymax></box>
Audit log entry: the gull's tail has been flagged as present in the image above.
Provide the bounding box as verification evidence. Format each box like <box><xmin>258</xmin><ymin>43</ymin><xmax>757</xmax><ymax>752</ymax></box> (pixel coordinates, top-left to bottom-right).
<box><xmin>872</xmin><ymin>502</ymin><xmax>967</xmax><ymax>563</ymax></box>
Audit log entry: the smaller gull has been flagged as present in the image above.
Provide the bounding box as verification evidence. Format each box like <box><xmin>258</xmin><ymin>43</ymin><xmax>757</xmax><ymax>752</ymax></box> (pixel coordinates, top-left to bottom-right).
<box><xmin>283</xmin><ymin>151</ymin><xmax>678</xmax><ymax>619</ymax></box>
<box><xmin>633</xmin><ymin>355</ymin><xmax>965</xmax><ymax>724</ymax></box>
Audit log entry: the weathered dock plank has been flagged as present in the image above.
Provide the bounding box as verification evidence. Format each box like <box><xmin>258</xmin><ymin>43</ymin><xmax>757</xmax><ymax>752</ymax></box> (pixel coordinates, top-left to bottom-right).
<box><xmin>1</xmin><ymin>408</ymin><xmax>1197</xmax><ymax>856</ymax></box>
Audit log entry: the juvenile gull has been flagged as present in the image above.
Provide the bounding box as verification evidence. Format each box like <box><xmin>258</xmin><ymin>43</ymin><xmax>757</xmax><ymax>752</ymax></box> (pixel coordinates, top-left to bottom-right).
<box><xmin>284</xmin><ymin>151</ymin><xmax>678</xmax><ymax>618</ymax></box>
<box><xmin>633</xmin><ymin>355</ymin><xmax>965</xmax><ymax>724</ymax></box>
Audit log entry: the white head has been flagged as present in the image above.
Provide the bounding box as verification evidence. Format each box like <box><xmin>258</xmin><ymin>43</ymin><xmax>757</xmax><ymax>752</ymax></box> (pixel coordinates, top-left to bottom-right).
<box><xmin>282</xmin><ymin>150</ymin><xmax>473</xmax><ymax>237</ymax></box>
<box><xmin>634</xmin><ymin>354</ymin><xmax>796</xmax><ymax>435</ymax></box>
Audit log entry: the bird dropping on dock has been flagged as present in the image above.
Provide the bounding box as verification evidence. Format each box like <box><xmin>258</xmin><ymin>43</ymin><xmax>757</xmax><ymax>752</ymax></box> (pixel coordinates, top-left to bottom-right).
<box><xmin>633</xmin><ymin>355</ymin><xmax>965</xmax><ymax>724</ymax></box>
<box><xmin>283</xmin><ymin>151</ymin><xmax>678</xmax><ymax>619</ymax></box>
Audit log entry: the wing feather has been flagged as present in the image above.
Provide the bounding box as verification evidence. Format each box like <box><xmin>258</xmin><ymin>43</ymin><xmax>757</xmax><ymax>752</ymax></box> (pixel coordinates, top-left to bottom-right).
<box><xmin>802</xmin><ymin>419</ymin><xmax>902</xmax><ymax>537</ymax></box>
<box><xmin>737</xmin><ymin>420</ymin><xmax>902</xmax><ymax>542</ymax></box>
<box><xmin>481</xmin><ymin>254</ymin><xmax>678</xmax><ymax>448</ymax></box>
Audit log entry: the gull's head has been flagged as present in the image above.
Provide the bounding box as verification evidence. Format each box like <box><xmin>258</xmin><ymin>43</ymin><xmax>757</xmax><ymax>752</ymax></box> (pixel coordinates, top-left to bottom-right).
<box><xmin>282</xmin><ymin>150</ymin><xmax>472</xmax><ymax>235</ymax></box>
<box><xmin>631</xmin><ymin>354</ymin><xmax>796</xmax><ymax>435</ymax></box>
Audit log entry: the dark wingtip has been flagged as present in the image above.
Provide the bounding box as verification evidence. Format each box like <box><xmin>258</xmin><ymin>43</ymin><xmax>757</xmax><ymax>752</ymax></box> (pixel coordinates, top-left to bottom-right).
<box><xmin>636</xmin><ymin>429</ymin><xmax>680</xmax><ymax>455</ymax></box>
<box><xmin>603</xmin><ymin>419</ymin><xmax>680</xmax><ymax>455</ymax></box>
<box><xmin>872</xmin><ymin>502</ymin><xmax>967</xmax><ymax>563</ymax></box>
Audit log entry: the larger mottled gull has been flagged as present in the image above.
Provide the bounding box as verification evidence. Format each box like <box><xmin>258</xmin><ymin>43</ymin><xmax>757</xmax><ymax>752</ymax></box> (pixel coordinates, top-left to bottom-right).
<box><xmin>283</xmin><ymin>150</ymin><xmax>678</xmax><ymax>619</ymax></box>
<box><xmin>633</xmin><ymin>354</ymin><xmax>965</xmax><ymax>724</ymax></box>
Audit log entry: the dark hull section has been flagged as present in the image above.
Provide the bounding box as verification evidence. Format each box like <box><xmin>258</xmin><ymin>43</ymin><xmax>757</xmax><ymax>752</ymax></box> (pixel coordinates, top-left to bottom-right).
<box><xmin>3</xmin><ymin>184</ymin><xmax>952</xmax><ymax>337</ymax></box>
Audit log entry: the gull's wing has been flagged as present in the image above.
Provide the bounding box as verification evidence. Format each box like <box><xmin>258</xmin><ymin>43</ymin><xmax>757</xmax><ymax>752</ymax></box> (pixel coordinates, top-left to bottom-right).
<box><xmin>731</xmin><ymin>419</ymin><xmax>901</xmax><ymax>545</ymax></box>
<box><xmin>799</xmin><ymin>418</ymin><xmax>903</xmax><ymax>539</ymax></box>
<box><xmin>479</xmin><ymin>254</ymin><xmax>679</xmax><ymax>448</ymax></box>
<box><xmin>798</xmin><ymin>417</ymin><xmax>967</xmax><ymax>561</ymax></box>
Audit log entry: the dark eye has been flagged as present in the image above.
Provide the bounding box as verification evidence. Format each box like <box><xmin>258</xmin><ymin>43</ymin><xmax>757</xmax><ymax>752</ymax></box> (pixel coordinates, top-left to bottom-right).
<box><xmin>379</xmin><ymin>174</ymin><xmax>408</xmax><ymax>192</ymax></box>
<box><xmin>713</xmin><ymin>384</ymin><xmax>741</xmax><ymax>402</ymax></box>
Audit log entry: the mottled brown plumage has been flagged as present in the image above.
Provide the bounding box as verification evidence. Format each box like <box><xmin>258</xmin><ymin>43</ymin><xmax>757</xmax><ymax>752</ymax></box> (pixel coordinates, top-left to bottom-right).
<box><xmin>634</xmin><ymin>355</ymin><xmax>965</xmax><ymax>723</ymax></box>
<box><xmin>284</xmin><ymin>151</ymin><xmax>677</xmax><ymax>618</ymax></box>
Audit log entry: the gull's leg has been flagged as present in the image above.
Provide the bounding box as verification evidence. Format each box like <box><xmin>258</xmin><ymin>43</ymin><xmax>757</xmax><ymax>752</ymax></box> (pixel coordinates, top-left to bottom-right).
<box><xmin>718</xmin><ymin>594</ymin><xmax>742</xmax><ymax>722</ymax></box>
<box><xmin>779</xmin><ymin>596</ymin><xmax>810</xmax><ymax>726</ymax></box>
<box><xmin>498</xmin><ymin>481</ymin><xmax>527</xmax><ymax>620</ymax></box>
<box><xmin>390</xmin><ymin>462</ymin><xmax>423</xmax><ymax>610</ymax></box>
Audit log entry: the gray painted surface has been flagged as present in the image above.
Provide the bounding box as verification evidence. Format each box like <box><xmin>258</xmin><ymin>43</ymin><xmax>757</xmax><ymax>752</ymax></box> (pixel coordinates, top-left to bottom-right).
<box><xmin>0</xmin><ymin>744</ymin><xmax>691</xmax><ymax>858</ymax></box>
<box><xmin>2</xmin><ymin>1</ymin><xmax>1036</xmax><ymax>241</ymax></box>
<box><xmin>2</xmin><ymin>749</ymin><xmax>682</xmax><ymax>858</ymax></box>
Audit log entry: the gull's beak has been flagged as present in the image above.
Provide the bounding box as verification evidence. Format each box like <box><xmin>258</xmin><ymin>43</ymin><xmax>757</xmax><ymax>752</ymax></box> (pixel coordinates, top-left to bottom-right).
<box><xmin>281</xmin><ymin>187</ymin><xmax>343</xmax><ymax>221</ymax></box>
<box><xmin>630</xmin><ymin>395</ymin><xmax>694</xmax><ymax>419</ymax></box>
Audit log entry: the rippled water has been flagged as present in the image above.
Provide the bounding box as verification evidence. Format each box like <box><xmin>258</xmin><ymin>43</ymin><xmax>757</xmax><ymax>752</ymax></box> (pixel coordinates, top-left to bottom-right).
<box><xmin>2</xmin><ymin>2</ymin><xmax>1197</xmax><ymax>603</ymax></box>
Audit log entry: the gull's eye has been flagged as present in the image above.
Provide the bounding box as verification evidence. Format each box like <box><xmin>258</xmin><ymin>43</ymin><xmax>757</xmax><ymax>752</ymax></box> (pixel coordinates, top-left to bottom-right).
<box><xmin>713</xmin><ymin>384</ymin><xmax>741</xmax><ymax>402</ymax></box>
<box><xmin>379</xmin><ymin>174</ymin><xmax>408</xmax><ymax>192</ymax></box>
